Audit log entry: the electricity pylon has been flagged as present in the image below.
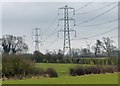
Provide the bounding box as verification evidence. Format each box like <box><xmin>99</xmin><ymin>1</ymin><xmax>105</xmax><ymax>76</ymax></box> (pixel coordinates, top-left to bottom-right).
<box><xmin>57</xmin><ymin>5</ymin><xmax>76</xmax><ymax>56</ymax></box>
<box><xmin>32</xmin><ymin>28</ymin><xmax>42</xmax><ymax>52</ymax></box>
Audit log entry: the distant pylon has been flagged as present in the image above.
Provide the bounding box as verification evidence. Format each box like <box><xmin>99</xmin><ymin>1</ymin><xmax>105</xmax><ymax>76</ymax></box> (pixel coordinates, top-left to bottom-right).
<box><xmin>57</xmin><ymin>5</ymin><xmax>76</xmax><ymax>56</ymax></box>
<box><xmin>32</xmin><ymin>28</ymin><xmax>42</xmax><ymax>51</ymax></box>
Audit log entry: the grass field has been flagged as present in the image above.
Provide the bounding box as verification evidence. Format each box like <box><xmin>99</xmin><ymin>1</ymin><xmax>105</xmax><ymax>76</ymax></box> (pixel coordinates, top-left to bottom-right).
<box><xmin>2</xmin><ymin>63</ymin><xmax>119</xmax><ymax>84</ymax></box>
<box><xmin>36</xmin><ymin>63</ymin><xmax>95</xmax><ymax>76</ymax></box>
<box><xmin>3</xmin><ymin>73</ymin><xmax>118</xmax><ymax>84</ymax></box>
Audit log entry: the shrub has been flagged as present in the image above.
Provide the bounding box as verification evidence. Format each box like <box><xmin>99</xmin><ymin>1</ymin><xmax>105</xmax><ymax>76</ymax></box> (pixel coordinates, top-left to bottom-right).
<box><xmin>69</xmin><ymin>66</ymin><xmax>118</xmax><ymax>76</ymax></box>
<box><xmin>75</xmin><ymin>66</ymin><xmax>85</xmax><ymax>75</ymax></box>
<box><xmin>69</xmin><ymin>66</ymin><xmax>85</xmax><ymax>76</ymax></box>
<box><xmin>2</xmin><ymin>54</ymin><xmax>59</xmax><ymax>79</ymax></box>
<box><xmin>69</xmin><ymin>68</ymin><xmax>76</xmax><ymax>76</ymax></box>
<box><xmin>45</xmin><ymin>68</ymin><xmax>58</xmax><ymax>78</ymax></box>
<box><xmin>84</xmin><ymin>67</ymin><xmax>92</xmax><ymax>74</ymax></box>
<box><xmin>90</xmin><ymin>66</ymin><xmax>103</xmax><ymax>74</ymax></box>
<box><xmin>2</xmin><ymin>54</ymin><xmax>46</xmax><ymax>79</ymax></box>
<box><xmin>30</xmin><ymin>68</ymin><xmax>45</xmax><ymax>76</ymax></box>
<box><xmin>103</xmin><ymin>66</ymin><xmax>118</xmax><ymax>73</ymax></box>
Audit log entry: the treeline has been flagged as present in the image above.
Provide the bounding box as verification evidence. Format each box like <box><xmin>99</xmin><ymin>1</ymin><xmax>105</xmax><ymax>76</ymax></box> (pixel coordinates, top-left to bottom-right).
<box><xmin>31</xmin><ymin>51</ymin><xmax>118</xmax><ymax>65</ymax></box>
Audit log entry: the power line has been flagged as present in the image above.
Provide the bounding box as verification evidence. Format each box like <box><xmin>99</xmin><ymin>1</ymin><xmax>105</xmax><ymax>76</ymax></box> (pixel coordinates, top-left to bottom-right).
<box><xmin>75</xmin><ymin>1</ymin><xmax>94</xmax><ymax>12</ymax></box>
<box><xmin>75</xmin><ymin>2</ymin><xmax>116</xmax><ymax>15</ymax></box>
<box><xmin>57</xmin><ymin>1</ymin><xmax>94</xmax><ymax>15</ymax></box>
<box><xmin>45</xmin><ymin>37</ymin><xmax>61</xmax><ymax>49</ymax></box>
<box><xmin>58</xmin><ymin>1</ymin><xmax>94</xmax><ymax>15</ymax></box>
<box><xmin>42</xmin><ymin>15</ymin><xmax>58</xmax><ymax>36</ymax></box>
<box><xmin>73</xmin><ymin>26</ymin><xmax>118</xmax><ymax>40</ymax></box>
<box><xmin>83</xmin><ymin>27</ymin><xmax>118</xmax><ymax>39</ymax></box>
<box><xmin>42</xmin><ymin>26</ymin><xmax>64</xmax><ymax>43</ymax></box>
<box><xmin>42</xmin><ymin>18</ymin><xmax>68</xmax><ymax>42</ymax></box>
<box><xmin>69</xmin><ymin>1</ymin><xmax>94</xmax><ymax>18</ymax></box>
<box><xmin>42</xmin><ymin>26</ymin><xmax>58</xmax><ymax>41</ymax></box>
<box><xmin>78</xmin><ymin>18</ymin><xmax>119</xmax><ymax>27</ymax></box>
<box><xmin>72</xmin><ymin>36</ymin><xmax>120</xmax><ymax>41</ymax></box>
<box><xmin>76</xmin><ymin>3</ymin><xmax>118</xmax><ymax>26</ymax></box>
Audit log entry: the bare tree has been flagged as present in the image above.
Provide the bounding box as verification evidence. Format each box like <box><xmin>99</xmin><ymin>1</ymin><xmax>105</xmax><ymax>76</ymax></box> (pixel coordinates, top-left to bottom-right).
<box><xmin>1</xmin><ymin>35</ymin><xmax>28</xmax><ymax>54</ymax></box>
<box><xmin>94</xmin><ymin>37</ymin><xmax>116</xmax><ymax>57</ymax></box>
<box><xmin>92</xmin><ymin>40</ymin><xmax>103</xmax><ymax>57</ymax></box>
<box><xmin>100</xmin><ymin>37</ymin><xmax>116</xmax><ymax>57</ymax></box>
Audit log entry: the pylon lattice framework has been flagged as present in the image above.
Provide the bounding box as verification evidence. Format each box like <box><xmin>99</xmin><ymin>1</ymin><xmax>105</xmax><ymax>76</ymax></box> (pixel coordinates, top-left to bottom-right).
<box><xmin>32</xmin><ymin>28</ymin><xmax>42</xmax><ymax>51</ymax></box>
<box><xmin>57</xmin><ymin>5</ymin><xmax>76</xmax><ymax>56</ymax></box>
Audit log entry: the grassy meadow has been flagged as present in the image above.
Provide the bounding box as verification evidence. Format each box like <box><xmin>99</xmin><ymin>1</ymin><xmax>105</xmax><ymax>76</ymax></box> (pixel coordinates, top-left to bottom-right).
<box><xmin>3</xmin><ymin>63</ymin><xmax>119</xmax><ymax>84</ymax></box>
<box><xmin>3</xmin><ymin>73</ymin><xmax>118</xmax><ymax>84</ymax></box>
<box><xmin>36</xmin><ymin>63</ymin><xmax>92</xmax><ymax>76</ymax></box>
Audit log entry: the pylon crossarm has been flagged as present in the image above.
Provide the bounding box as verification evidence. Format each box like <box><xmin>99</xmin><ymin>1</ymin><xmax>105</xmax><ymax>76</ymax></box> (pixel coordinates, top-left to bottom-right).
<box><xmin>58</xmin><ymin>7</ymin><xmax>65</xmax><ymax>15</ymax></box>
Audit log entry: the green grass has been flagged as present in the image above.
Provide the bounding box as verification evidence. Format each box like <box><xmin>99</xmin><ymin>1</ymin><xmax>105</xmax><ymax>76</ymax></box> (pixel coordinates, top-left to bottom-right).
<box><xmin>36</xmin><ymin>63</ymin><xmax>94</xmax><ymax>76</ymax></box>
<box><xmin>2</xmin><ymin>63</ymin><xmax>119</xmax><ymax>84</ymax></box>
<box><xmin>3</xmin><ymin>73</ymin><xmax>118</xmax><ymax>84</ymax></box>
<box><xmin>36</xmin><ymin>63</ymin><xmax>78</xmax><ymax>76</ymax></box>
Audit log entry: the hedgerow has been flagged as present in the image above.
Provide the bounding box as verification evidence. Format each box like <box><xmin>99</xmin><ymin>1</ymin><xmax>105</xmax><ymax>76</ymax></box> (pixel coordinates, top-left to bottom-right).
<box><xmin>69</xmin><ymin>66</ymin><xmax>119</xmax><ymax>76</ymax></box>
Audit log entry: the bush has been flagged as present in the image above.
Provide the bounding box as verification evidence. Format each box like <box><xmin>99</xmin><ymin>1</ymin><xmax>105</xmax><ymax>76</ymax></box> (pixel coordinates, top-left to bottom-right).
<box><xmin>90</xmin><ymin>66</ymin><xmax>102</xmax><ymax>74</ymax></box>
<box><xmin>69</xmin><ymin>66</ymin><xmax>118</xmax><ymax>76</ymax></box>
<box><xmin>69</xmin><ymin>68</ymin><xmax>76</xmax><ymax>76</ymax></box>
<box><xmin>69</xmin><ymin>66</ymin><xmax>85</xmax><ymax>76</ymax></box>
<box><xmin>30</xmin><ymin>68</ymin><xmax>45</xmax><ymax>76</ymax></box>
<box><xmin>84</xmin><ymin>67</ymin><xmax>92</xmax><ymax>74</ymax></box>
<box><xmin>2</xmin><ymin>54</ymin><xmax>35</xmax><ymax>78</ymax></box>
<box><xmin>2</xmin><ymin>54</ymin><xmax>59</xmax><ymax>80</ymax></box>
<box><xmin>45</xmin><ymin>68</ymin><xmax>58</xmax><ymax>78</ymax></box>
<box><xmin>2</xmin><ymin>54</ymin><xmax>46</xmax><ymax>79</ymax></box>
<box><xmin>74</xmin><ymin>66</ymin><xmax>85</xmax><ymax>75</ymax></box>
<box><xmin>102</xmin><ymin>66</ymin><xmax>118</xmax><ymax>73</ymax></box>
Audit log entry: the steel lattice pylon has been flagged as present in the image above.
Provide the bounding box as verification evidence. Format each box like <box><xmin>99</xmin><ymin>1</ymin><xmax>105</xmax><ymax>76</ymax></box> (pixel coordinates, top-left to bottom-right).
<box><xmin>57</xmin><ymin>5</ymin><xmax>76</xmax><ymax>56</ymax></box>
<box><xmin>32</xmin><ymin>28</ymin><xmax>42</xmax><ymax>52</ymax></box>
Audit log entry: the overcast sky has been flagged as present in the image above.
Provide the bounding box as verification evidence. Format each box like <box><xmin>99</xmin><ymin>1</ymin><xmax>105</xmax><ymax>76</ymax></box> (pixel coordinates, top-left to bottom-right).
<box><xmin>1</xmin><ymin>1</ymin><xmax>119</xmax><ymax>53</ymax></box>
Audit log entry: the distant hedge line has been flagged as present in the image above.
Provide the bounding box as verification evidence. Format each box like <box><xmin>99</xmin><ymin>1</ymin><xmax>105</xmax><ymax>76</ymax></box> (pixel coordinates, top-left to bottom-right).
<box><xmin>71</xmin><ymin>58</ymin><xmax>118</xmax><ymax>65</ymax></box>
<box><xmin>35</xmin><ymin>57</ymin><xmax>118</xmax><ymax>65</ymax></box>
<box><xmin>31</xmin><ymin>51</ymin><xmax>118</xmax><ymax>65</ymax></box>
